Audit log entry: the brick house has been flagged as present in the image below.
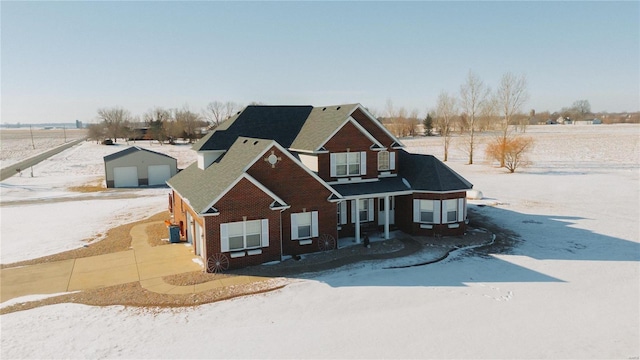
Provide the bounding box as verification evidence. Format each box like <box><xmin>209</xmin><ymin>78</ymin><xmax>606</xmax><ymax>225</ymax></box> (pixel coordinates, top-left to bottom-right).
<box><xmin>167</xmin><ymin>104</ymin><xmax>472</xmax><ymax>271</ymax></box>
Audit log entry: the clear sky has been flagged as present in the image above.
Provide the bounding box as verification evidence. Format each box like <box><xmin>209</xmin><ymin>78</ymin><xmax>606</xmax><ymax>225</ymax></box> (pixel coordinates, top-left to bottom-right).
<box><xmin>1</xmin><ymin>1</ymin><xmax>638</xmax><ymax>124</ymax></box>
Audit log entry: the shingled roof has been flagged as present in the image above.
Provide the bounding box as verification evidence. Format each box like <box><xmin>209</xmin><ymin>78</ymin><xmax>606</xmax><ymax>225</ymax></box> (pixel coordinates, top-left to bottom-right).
<box><xmin>289</xmin><ymin>104</ymin><xmax>359</xmax><ymax>151</ymax></box>
<box><xmin>168</xmin><ymin>137</ymin><xmax>280</xmax><ymax>214</ymax></box>
<box><xmin>398</xmin><ymin>150</ymin><xmax>473</xmax><ymax>192</ymax></box>
<box><xmin>193</xmin><ymin>105</ymin><xmax>313</xmax><ymax>151</ymax></box>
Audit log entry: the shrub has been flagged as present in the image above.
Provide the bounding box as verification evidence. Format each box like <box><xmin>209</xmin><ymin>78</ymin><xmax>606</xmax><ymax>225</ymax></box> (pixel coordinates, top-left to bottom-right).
<box><xmin>486</xmin><ymin>136</ymin><xmax>534</xmax><ymax>173</ymax></box>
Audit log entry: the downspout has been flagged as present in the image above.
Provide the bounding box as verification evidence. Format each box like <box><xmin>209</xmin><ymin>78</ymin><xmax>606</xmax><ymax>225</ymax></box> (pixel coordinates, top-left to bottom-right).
<box><xmin>279</xmin><ymin>208</ymin><xmax>285</xmax><ymax>262</ymax></box>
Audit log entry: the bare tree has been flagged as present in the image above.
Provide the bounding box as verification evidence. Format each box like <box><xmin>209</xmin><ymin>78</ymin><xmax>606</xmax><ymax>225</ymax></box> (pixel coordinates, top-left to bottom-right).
<box><xmin>174</xmin><ymin>105</ymin><xmax>204</xmax><ymax>143</ymax></box>
<box><xmin>435</xmin><ymin>91</ymin><xmax>457</xmax><ymax>162</ymax></box>
<box><xmin>87</xmin><ymin>122</ymin><xmax>106</xmax><ymax>144</ymax></box>
<box><xmin>202</xmin><ymin>101</ymin><xmax>241</xmax><ymax>128</ymax></box>
<box><xmin>571</xmin><ymin>100</ymin><xmax>591</xmax><ymax>121</ymax></box>
<box><xmin>144</xmin><ymin>107</ymin><xmax>171</xmax><ymax>144</ymax></box>
<box><xmin>495</xmin><ymin>72</ymin><xmax>529</xmax><ymax>167</ymax></box>
<box><xmin>459</xmin><ymin>70</ymin><xmax>490</xmax><ymax>164</ymax></box>
<box><xmin>97</xmin><ymin>107</ymin><xmax>131</xmax><ymax>142</ymax></box>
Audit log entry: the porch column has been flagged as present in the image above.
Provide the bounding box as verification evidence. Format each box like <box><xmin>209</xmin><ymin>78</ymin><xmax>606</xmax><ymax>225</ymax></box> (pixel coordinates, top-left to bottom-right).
<box><xmin>384</xmin><ymin>195</ymin><xmax>390</xmax><ymax>239</ymax></box>
<box><xmin>354</xmin><ymin>199</ymin><xmax>361</xmax><ymax>243</ymax></box>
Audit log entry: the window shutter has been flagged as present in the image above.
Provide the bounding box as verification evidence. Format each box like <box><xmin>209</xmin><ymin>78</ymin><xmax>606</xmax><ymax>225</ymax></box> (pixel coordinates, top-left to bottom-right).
<box><xmin>290</xmin><ymin>213</ymin><xmax>298</xmax><ymax>240</ymax></box>
<box><xmin>330</xmin><ymin>153</ymin><xmax>337</xmax><ymax>177</ymax></box>
<box><xmin>261</xmin><ymin>219</ymin><xmax>269</xmax><ymax>247</ymax></box>
<box><xmin>413</xmin><ymin>199</ymin><xmax>420</xmax><ymax>223</ymax></box>
<box><xmin>311</xmin><ymin>211</ymin><xmax>319</xmax><ymax>237</ymax></box>
<box><xmin>351</xmin><ymin>200</ymin><xmax>356</xmax><ymax>223</ymax></box>
<box><xmin>220</xmin><ymin>223</ymin><xmax>229</xmax><ymax>252</ymax></box>
<box><xmin>360</xmin><ymin>152</ymin><xmax>367</xmax><ymax>175</ymax></box>
<box><xmin>368</xmin><ymin>199</ymin><xmax>375</xmax><ymax>221</ymax></box>
<box><xmin>340</xmin><ymin>202</ymin><xmax>347</xmax><ymax>224</ymax></box>
<box><xmin>440</xmin><ymin>200</ymin><xmax>447</xmax><ymax>223</ymax></box>
<box><xmin>390</xmin><ymin>152</ymin><xmax>396</xmax><ymax>170</ymax></box>
<box><xmin>434</xmin><ymin>200</ymin><xmax>441</xmax><ymax>224</ymax></box>
<box><xmin>458</xmin><ymin>198</ymin><xmax>465</xmax><ymax>222</ymax></box>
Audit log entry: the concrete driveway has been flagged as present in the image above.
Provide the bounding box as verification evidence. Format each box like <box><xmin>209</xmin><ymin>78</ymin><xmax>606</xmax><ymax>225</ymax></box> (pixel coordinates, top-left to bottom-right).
<box><xmin>1</xmin><ymin>221</ymin><xmax>204</xmax><ymax>302</ymax></box>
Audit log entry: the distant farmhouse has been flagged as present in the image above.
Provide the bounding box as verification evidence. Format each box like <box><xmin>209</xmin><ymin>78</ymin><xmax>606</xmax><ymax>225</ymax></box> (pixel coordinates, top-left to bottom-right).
<box><xmin>167</xmin><ymin>104</ymin><xmax>473</xmax><ymax>271</ymax></box>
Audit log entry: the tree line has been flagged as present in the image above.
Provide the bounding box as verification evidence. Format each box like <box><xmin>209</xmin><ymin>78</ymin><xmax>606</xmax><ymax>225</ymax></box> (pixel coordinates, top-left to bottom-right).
<box><xmin>87</xmin><ymin>101</ymin><xmax>243</xmax><ymax>145</ymax></box>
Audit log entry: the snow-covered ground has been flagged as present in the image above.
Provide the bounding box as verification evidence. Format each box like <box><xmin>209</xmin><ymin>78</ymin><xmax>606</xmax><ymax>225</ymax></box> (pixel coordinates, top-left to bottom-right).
<box><xmin>1</xmin><ymin>125</ymin><xmax>639</xmax><ymax>359</ymax></box>
<box><xmin>0</xmin><ymin>140</ymin><xmax>196</xmax><ymax>263</ymax></box>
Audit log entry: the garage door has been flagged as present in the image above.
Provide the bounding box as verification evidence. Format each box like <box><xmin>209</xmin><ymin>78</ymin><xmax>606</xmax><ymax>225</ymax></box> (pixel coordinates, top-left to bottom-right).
<box><xmin>148</xmin><ymin>165</ymin><xmax>171</xmax><ymax>186</ymax></box>
<box><xmin>113</xmin><ymin>166</ymin><xmax>139</xmax><ymax>188</ymax></box>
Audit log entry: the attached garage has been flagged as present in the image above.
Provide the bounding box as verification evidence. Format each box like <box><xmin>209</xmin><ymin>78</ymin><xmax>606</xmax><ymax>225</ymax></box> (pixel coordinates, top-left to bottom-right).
<box><xmin>104</xmin><ymin>146</ymin><xmax>178</xmax><ymax>188</ymax></box>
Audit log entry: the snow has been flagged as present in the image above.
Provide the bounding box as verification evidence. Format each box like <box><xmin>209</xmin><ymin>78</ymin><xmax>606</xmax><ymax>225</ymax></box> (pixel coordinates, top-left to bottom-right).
<box><xmin>1</xmin><ymin>125</ymin><xmax>639</xmax><ymax>359</ymax></box>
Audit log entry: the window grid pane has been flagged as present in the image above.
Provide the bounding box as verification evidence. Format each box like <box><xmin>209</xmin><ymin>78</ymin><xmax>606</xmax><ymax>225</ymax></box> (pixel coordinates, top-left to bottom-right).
<box><xmin>229</xmin><ymin>236</ymin><xmax>244</xmax><ymax>250</ymax></box>
<box><xmin>378</xmin><ymin>151</ymin><xmax>390</xmax><ymax>171</ymax></box>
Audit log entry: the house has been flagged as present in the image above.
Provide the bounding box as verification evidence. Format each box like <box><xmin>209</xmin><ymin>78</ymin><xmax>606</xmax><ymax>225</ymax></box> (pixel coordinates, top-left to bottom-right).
<box><xmin>167</xmin><ymin>104</ymin><xmax>473</xmax><ymax>271</ymax></box>
<box><xmin>104</xmin><ymin>146</ymin><xmax>178</xmax><ymax>188</ymax></box>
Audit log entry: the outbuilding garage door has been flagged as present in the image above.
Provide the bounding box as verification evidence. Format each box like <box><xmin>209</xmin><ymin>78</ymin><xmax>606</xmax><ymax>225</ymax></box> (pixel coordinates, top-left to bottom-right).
<box><xmin>148</xmin><ymin>165</ymin><xmax>171</xmax><ymax>186</ymax></box>
<box><xmin>113</xmin><ymin>166</ymin><xmax>139</xmax><ymax>188</ymax></box>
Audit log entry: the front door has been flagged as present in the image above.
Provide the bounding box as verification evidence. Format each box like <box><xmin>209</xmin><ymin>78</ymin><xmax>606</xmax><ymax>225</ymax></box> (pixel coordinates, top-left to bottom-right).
<box><xmin>378</xmin><ymin>196</ymin><xmax>395</xmax><ymax>225</ymax></box>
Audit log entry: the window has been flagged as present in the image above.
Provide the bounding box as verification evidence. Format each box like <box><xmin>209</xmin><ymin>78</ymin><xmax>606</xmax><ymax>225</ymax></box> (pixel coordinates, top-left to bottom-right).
<box><xmin>378</xmin><ymin>151</ymin><xmax>390</xmax><ymax>171</ymax></box>
<box><xmin>291</xmin><ymin>211</ymin><xmax>319</xmax><ymax>240</ymax></box>
<box><xmin>359</xmin><ymin>199</ymin><xmax>369</xmax><ymax>220</ymax></box>
<box><xmin>420</xmin><ymin>200</ymin><xmax>434</xmax><ymax>223</ymax></box>
<box><xmin>221</xmin><ymin>219</ymin><xmax>269</xmax><ymax>252</ymax></box>
<box><xmin>413</xmin><ymin>199</ymin><xmax>440</xmax><ymax>224</ymax></box>
<box><xmin>443</xmin><ymin>199</ymin><xmax>458</xmax><ymax>223</ymax></box>
<box><xmin>351</xmin><ymin>199</ymin><xmax>375</xmax><ymax>222</ymax></box>
<box><xmin>331</xmin><ymin>152</ymin><xmax>366</xmax><ymax>177</ymax></box>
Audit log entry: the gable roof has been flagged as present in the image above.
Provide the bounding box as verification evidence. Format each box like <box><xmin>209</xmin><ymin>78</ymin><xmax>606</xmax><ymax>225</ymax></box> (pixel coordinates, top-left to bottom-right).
<box><xmin>398</xmin><ymin>150</ymin><xmax>473</xmax><ymax>192</ymax></box>
<box><xmin>193</xmin><ymin>105</ymin><xmax>313</xmax><ymax>151</ymax></box>
<box><xmin>168</xmin><ymin>137</ymin><xmax>278</xmax><ymax>214</ymax></box>
<box><xmin>289</xmin><ymin>104</ymin><xmax>359</xmax><ymax>151</ymax></box>
<box><xmin>103</xmin><ymin>146</ymin><xmax>176</xmax><ymax>162</ymax></box>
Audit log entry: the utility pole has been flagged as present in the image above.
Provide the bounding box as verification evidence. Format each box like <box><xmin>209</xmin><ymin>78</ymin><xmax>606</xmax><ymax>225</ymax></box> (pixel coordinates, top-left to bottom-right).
<box><xmin>30</xmin><ymin>125</ymin><xmax>35</xmax><ymax>149</ymax></box>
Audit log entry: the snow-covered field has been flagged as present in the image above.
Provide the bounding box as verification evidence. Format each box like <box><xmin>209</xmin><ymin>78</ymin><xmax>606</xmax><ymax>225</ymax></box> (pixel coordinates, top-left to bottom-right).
<box><xmin>1</xmin><ymin>125</ymin><xmax>639</xmax><ymax>359</ymax></box>
<box><xmin>0</xmin><ymin>128</ymin><xmax>88</xmax><ymax>168</ymax></box>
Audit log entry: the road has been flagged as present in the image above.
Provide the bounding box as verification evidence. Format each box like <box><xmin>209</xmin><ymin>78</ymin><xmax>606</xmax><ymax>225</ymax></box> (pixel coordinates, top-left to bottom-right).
<box><xmin>0</xmin><ymin>138</ymin><xmax>85</xmax><ymax>181</ymax></box>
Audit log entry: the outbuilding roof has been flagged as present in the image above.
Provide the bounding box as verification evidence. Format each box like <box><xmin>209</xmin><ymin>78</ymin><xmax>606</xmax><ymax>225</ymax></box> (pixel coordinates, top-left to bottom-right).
<box><xmin>103</xmin><ymin>146</ymin><xmax>176</xmax><ymax>162</ymax></box>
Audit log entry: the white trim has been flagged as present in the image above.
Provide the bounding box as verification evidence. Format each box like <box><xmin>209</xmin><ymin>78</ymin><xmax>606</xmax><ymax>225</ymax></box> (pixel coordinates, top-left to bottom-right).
<box><xmin>330</xmin><ymin>153</ymin><xmax>337</xmax><ymax>177</ymax></box>
<box><xmin>411</xmin><ymin>189</ymin><xmax>473</xmax><ymax>195</ymax></box>
<box><xmin>315</xmin><ymin>114</ymin><xmax>385</xmax><ymax>151</ymax></box>
<box><xmin>367</xmin><ymin>198</ymin><xmax>375</xmax><ymax>222</ymax></box>
<box><xmin>220</xmin><ymin>223</ymin><xmax>229</xmax><ymax>252</ymax></box>
<box><xmin>291</xmin><ymin>213</ymin><xmax>299</xmax><ymax>240</ymax></box>
<box><xmin>311</xmin><ymin>211</ymin><xmax>319</xmax><ymax>237</ymax></box>
<box><xmin>299</xmin><ymin>239</ymin><xmax>313</xmax><ymax>245</ymax></box>
<box><xmin>457</xmin><ymin>198</ymin><xmax>465</xmax><ymax>222</ymax></box>
<box><xmin>200</xmin><ymin>173</ymin><xmax>288</xmax><ymax>214</ymax></box>
<box><xmin>261</xmin><ymin>219</ymin><xmax>269</xmax><ymax>247</ymax></box>
<box><xmin>351</xmin><ymin>104</ymin><xmax>405</xmax><ymax>148</ymax></box>
<box><xmin>327</xmin><ymin>177</ymin><xmax>379</xmax><ymax>185</ymax></box>
<box><xmin>230</xmin><ymin>251</ymin><xmax>245</xmax><ymax>258</ymax></box>
<box><xmin>339</xmin><ymin>201</ymin><xmax>347</xmax><ymax>225</ymax></box>
<box><xmin>390</xmin><ymin>152</ymin><xmax>396</xmax><ymax>170</ymax></box>
<box><xmin>340</xmin><ymin>190</ymin><xmax>413</xmax><ymax>200</ymax></box>
<box><xmin>247</xmin><ymin>249</ymin><xmax>262</xmax><ymax>256</ymax></box>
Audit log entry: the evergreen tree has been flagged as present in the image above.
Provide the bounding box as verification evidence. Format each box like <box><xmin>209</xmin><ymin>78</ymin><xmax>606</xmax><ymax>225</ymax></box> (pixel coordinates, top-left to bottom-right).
<box><xmin>423</xmin><ymin>113</ymin><xmax>434</xmax><ymax>136</ymax></box>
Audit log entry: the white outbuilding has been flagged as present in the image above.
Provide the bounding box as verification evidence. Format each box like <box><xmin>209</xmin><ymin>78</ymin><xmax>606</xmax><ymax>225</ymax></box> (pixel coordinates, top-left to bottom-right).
<box><xmin>103</xmin><ymin>146</ymin><xmax>177</xmax><ymax>188</ymax></box>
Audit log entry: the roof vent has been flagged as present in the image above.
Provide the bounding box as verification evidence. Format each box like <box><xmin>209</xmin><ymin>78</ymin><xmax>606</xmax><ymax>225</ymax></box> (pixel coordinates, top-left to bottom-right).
<box><xmin>237</xmin><ymin>111</ymin><xmax>241</xmax><ymax>114</ymax></box>
<box><xmin>322</xmin><ymin>107</ymin><xmax>326</xmax><ymax>111</ymax></box>
<box><xmin>243</xmin><ymin>139</ymin><xmax>248</xmax><ymax>144</ymax></box>
<box><xmin>253</xmin><ymin>141</ymin><xmax>259</xmax><ymax>145</ymax></box>
<box><xmin>336</xmin><ymin>106</ymin><xmax>341</xmax><ymax>110</ymax></box>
